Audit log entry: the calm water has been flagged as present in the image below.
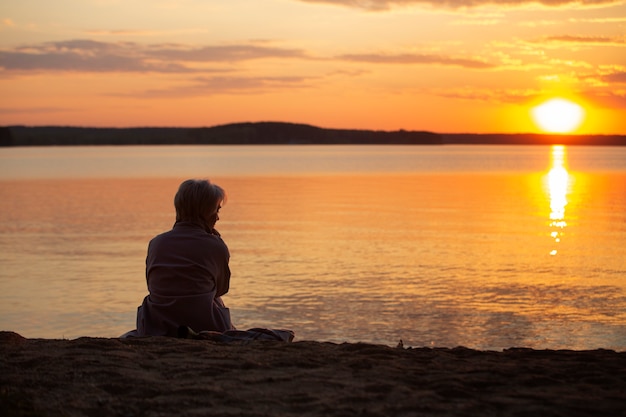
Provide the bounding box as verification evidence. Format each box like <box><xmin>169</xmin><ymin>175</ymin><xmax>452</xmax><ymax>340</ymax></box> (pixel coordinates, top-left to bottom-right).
<box><xmin>0</xmin><ymin>145</ymin><xmax>625</xmax><ymax>350</ymax></box>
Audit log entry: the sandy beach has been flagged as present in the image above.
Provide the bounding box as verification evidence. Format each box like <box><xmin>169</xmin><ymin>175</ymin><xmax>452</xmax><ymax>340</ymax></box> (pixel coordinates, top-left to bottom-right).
<box><xmin>1</xmin><ymin>331</ymin><xmax>625</xmax><ymax>417</ymax></box>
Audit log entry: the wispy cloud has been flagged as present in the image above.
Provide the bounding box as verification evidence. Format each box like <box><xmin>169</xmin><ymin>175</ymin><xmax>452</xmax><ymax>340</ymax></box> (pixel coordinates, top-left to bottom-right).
<box><xmin>83</xmin><ymin>28</ymin><xmax>210</xmax><ymax>37</ymax></box>
<box><xmin>0</xmin><ymin>106</ymin><xmax>73</xmax><ymax>115</ymax></box>
<box><xmin>450</xmin><ymin>13</ymin><xmax>504</xmax><ymax>25</ymax></box>
<box><xmin>519</xmin><ymin>16</ymin><xmax>626</xmax><ymax>27</ymax></box>
<box><xmin>83</xmin><ymin>29</ymin><xmax>161</xmax><ymax>36</ymax></box>
<box><xmin>429</xmin><ymin>86</ymin><xmax>539</xmax><ymax>104</ymax></box>
<box><xmin>583</xmin><ymin>90</ymin><xmax>626</xmax><ymax>108</ymax></box>
<box><xmin>295</xmin><ymin>0</ymin><xmax>622</xmax><ymax>11</ymax></box>
<box><xmin>580</xmin><ymin>66</ymin><xmax>626</xmax><ymax>84</ymax></box>
<box><xmin>0</xmin><ymin>39</ymin><xmax>309</xmax><ymax>73</ymax></box>
<box><xmin>336</xmin><ymin>52</ymin><xmax>495</xmax><ymax>69</ymax></box>
<box><xmin>601</xmin><ymin>71</ymin><xmax>626</xmax><ymax>83</ymax></box>
<box><xmin>144</xmin><ymin>44</ymin><xmax>309</xmax><ymax>62</ymax></box>
<box><xmin>568</xmin><ymin>16</ymin><xmax>626</xmax><ymax>23</ymax></box>
<box><xmin>518</xmin><ymin>19</ymin><xmax>562</xmax><ymax>27</ymax></box>
<box><xmin>536</xmin><ymin>35</ymin><xmax>626</xmax><ymax>45</ymax></box>
<box><xmin>1</xmin><ymin>39</ymin><xmax>495</xmax><ymax>74</ymax></box>
<box><xmin>125</xmin><ymin>75</ymin><xmax>319</xmax><ymax>98</ymax></box>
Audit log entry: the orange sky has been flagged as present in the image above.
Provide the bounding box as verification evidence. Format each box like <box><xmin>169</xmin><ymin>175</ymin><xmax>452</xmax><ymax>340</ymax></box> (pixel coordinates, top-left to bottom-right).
<box><xmin>1</xmin><ymin>0</ymin><xmax>625</xmax><ymax>134</ymax></box>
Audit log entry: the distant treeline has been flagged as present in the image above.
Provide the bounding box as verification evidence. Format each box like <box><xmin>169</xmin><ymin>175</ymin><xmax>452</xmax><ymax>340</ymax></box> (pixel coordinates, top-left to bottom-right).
<box><xmin>441</xmin><ymin>133</ymin><xmax>626</xmax><ymax>146</ymax></box>
<box><xmin>0</xmin><ymin>123</ymin><xmax>441</xmax><ymax>146</ymax></box>
<box><xmin>1</xmin><ymin>122</ymin><xmax>624</xmax><ymax>146</ymax></box>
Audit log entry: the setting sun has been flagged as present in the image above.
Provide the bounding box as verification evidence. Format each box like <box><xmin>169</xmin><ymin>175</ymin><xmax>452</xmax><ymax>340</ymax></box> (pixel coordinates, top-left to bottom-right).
<box><xmin>531</xmin><ymin>98</ymin><xmax>585</xmax><ymax>134</ymax></box>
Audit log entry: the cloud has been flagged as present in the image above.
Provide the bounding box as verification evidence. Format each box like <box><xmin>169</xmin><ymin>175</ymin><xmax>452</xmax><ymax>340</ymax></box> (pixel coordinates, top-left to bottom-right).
<box><xmin>83</xmin><ymin>28</ymin><xmax>211</xmax><ymax>37</ymax></box>
<box><xmin>583</xmin><ymin>90</ymin><xmax>626</xmax><ymax>108</ymax></box>
<box><xmin>568</xmin><ymin>16</ymin><xmax>626</xmax><ymax>23</ymax></box>
<box><xmin>429</xmin><ymin>84</ymin><xmax>626</xmax><ymax>109</ymax></box>
<box><xmin>83</xmin><ymin>29</ymin><xmax>159</xmax><ymax>36</ymax></box>
<box><xmin>1</xmin><ymin>39</ymin><xmax>494</xmax><ymax>76</ymax></box>
<box><xmin>0</xmin><ymin>106</ymin><xmax>72</xmax><ymax>115</ymax></box>
<box><xmin>336</xmin><ymin>52</ymin><xmax>495</xmax><ymax>69</ymax></box>
<box><xmin>295</xmin><ymin>0</ymin><xmax>622</xmax><ymax>11</ymax></box>
<box><xmin>127</xmin><ymin>75</ymin><xmax>318</xmax><ymax>98</ymax></box>
<box><xmin>1</xmin><ymin>40</ymin><xmax>187</xmax><ymax>73</ymax></box>
<box><xmin>450</xmin><ymin>14</ymin><xmax>504</xmax><ymax>25</ymax></box>
<box><xmin>571</xmin><ymin>65</ymin><xmax>626</xmax><ymax>96</ymax></box>
<box><xmin>580</xmin><ymin>67</ymin><xmax>626</xmax><ymax>84</ymax></box>
<box><xmin>430</xmin><ymin>86</ymin><xmax>539</xmax><ymax>103</ymax></box>
<box><xmin>144</xmin><ymin>44</ymin><xmax>308</xmax><ymax>62</ymax></box>
<box><xmin>537</xmin><ymin>35</ymin><xmax>626</xmax><ymax>45</ymax></box>
<box><xmin>0</xmin><ymin>39</ymin><xmax>309</xmax><ymax>73</ymax></box>
<box><xmin>518</xmin><ymin>19</ymin><xmax>561</xmax><ymax>27</ymax></box>
<box><xmin>601</xmin><ymin>71</ymin><xmax>626</xmax><ymax>83</ymax></box>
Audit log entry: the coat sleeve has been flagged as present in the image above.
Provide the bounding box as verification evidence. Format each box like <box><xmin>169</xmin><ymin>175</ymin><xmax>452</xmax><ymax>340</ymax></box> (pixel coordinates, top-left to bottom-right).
<box><xmin>213</xmin><ymin>237</ymin><xmax>231</xmax><ymax>298</ymax></box>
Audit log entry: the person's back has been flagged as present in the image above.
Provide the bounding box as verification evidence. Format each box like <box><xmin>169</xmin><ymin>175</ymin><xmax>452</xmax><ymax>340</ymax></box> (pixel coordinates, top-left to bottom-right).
<box><xmin>146</xmin><ymin>222</ymin><xmax>230</xmax><ymax>297</ymax></box>
<box><xmin>135</xmin><ymin>179</ymin><xmax>234</xmax><ymax>337</ymax></box>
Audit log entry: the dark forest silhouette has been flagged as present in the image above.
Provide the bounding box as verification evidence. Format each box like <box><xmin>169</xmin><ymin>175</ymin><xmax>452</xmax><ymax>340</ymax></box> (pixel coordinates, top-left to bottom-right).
<box><xmin>1</xmin><ymin>122</ymin><xmax>624</xmax><ymax>146</ymax></box>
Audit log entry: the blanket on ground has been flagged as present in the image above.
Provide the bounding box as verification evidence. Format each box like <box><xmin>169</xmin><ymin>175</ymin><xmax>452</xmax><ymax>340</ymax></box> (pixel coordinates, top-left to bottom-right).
<box><xmin>177</xmin><ymin>326</ymin><xmax>295</xmax><ymax>343</ymax></box>
<box><xmin>120</xmin><ymin>327</ymin><xmax>295</xmax><ymax>343</ymax></box>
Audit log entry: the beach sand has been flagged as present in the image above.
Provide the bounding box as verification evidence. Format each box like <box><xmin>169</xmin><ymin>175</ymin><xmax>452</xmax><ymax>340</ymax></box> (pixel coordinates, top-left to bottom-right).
<box><xmin>1</xmin><ymin>331</ymin><xmax>624</xmax><ymax>417</ymax></box>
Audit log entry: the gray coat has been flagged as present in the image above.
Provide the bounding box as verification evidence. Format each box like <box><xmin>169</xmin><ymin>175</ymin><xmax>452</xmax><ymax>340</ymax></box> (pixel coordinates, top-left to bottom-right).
<box><xmin>136</xmin><ymin>221</ymin><xmax>234</xmax><ymax>336</ymax></box>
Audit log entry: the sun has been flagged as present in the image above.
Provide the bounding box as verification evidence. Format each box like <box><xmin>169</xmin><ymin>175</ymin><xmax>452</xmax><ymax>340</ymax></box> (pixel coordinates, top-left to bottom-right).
<box><xmin>531</xmin><ymin>98</ymin><xmax>585</xmax><ymax>133</ymax></box>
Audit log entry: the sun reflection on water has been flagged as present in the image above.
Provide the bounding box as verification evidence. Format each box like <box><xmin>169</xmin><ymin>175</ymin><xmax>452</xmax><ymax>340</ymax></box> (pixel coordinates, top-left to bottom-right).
<box><xmin>547</xmin><ymin>145</ymin><xmax>570</xmax><ymax>255</ymax></box>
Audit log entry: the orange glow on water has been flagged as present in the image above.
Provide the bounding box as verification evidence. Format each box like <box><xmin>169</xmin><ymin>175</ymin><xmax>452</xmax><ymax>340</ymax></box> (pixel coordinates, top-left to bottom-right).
<box><xmin>546</xmin><ymin>145</ymin><xmax>570</xmax><ymax>255</ymax></box>
<box><xmin>2</xmin><ymin>149</ymin><xmax>625</xmax><ymax>348</ymax></box>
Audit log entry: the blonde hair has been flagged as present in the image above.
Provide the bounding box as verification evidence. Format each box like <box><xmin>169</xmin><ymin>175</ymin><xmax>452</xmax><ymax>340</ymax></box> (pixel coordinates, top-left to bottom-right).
<box><xmin>174</xmin><ymin>179</ymin><xmax>225</xmax><ymax>226</ymax></box>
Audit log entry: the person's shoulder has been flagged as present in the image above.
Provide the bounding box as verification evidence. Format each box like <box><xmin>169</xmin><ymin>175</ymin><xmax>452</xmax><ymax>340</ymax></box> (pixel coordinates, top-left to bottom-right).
<box><xmin>204</xmin><ymin>233</ymin><xmax>229</xmax><ymax>253</ymax></box>
<box><xmin>147</xmin><ymin>230</ymin><xmax>171</xmax><ymax>249</ymax></box>
<box><xmin>151</xmin><ymin>228</ymin><xmax>175</xmax><ymax>240</ymax></box>
<box><xmin>205</xmin><ymin>232</ymin><xmax>228</xmax><ymax>246</ymax></box>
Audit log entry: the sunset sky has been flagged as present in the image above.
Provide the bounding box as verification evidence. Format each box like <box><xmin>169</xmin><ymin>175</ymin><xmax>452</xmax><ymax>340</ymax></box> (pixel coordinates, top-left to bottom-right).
<box><xmin>1</xmin><ymin>0</ymin><xmax>625</xmax><ymax>134</ymax></box>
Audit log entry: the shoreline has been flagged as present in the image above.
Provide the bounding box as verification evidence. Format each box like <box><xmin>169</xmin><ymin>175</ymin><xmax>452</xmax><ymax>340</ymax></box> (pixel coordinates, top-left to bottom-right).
<box><xmin>2</xmin><ymin>331</ymin><xmax>625</xmax><ymax>416</ymax></box>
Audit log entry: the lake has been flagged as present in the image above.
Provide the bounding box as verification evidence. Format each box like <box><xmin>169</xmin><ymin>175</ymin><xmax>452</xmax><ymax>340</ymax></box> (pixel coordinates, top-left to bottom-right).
<box><xmin>0</xmin><ymin>144</ymin><xmax>625</xmax><ymax>350</ymax></box>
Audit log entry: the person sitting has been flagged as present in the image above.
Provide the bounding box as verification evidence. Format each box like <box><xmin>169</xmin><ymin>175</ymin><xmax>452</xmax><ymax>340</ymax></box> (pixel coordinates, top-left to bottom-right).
<box><xmin>134</xmin><ymin>178</ymin><xmax>234</xmax><ymax>337</ymax></box>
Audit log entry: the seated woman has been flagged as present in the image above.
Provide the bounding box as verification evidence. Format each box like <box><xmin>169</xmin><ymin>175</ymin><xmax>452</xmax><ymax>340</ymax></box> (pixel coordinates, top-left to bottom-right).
<box><xmin>135</xmin><ymin>179</ymin><xmax>235</xmax><ymax>337</ymax></box>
